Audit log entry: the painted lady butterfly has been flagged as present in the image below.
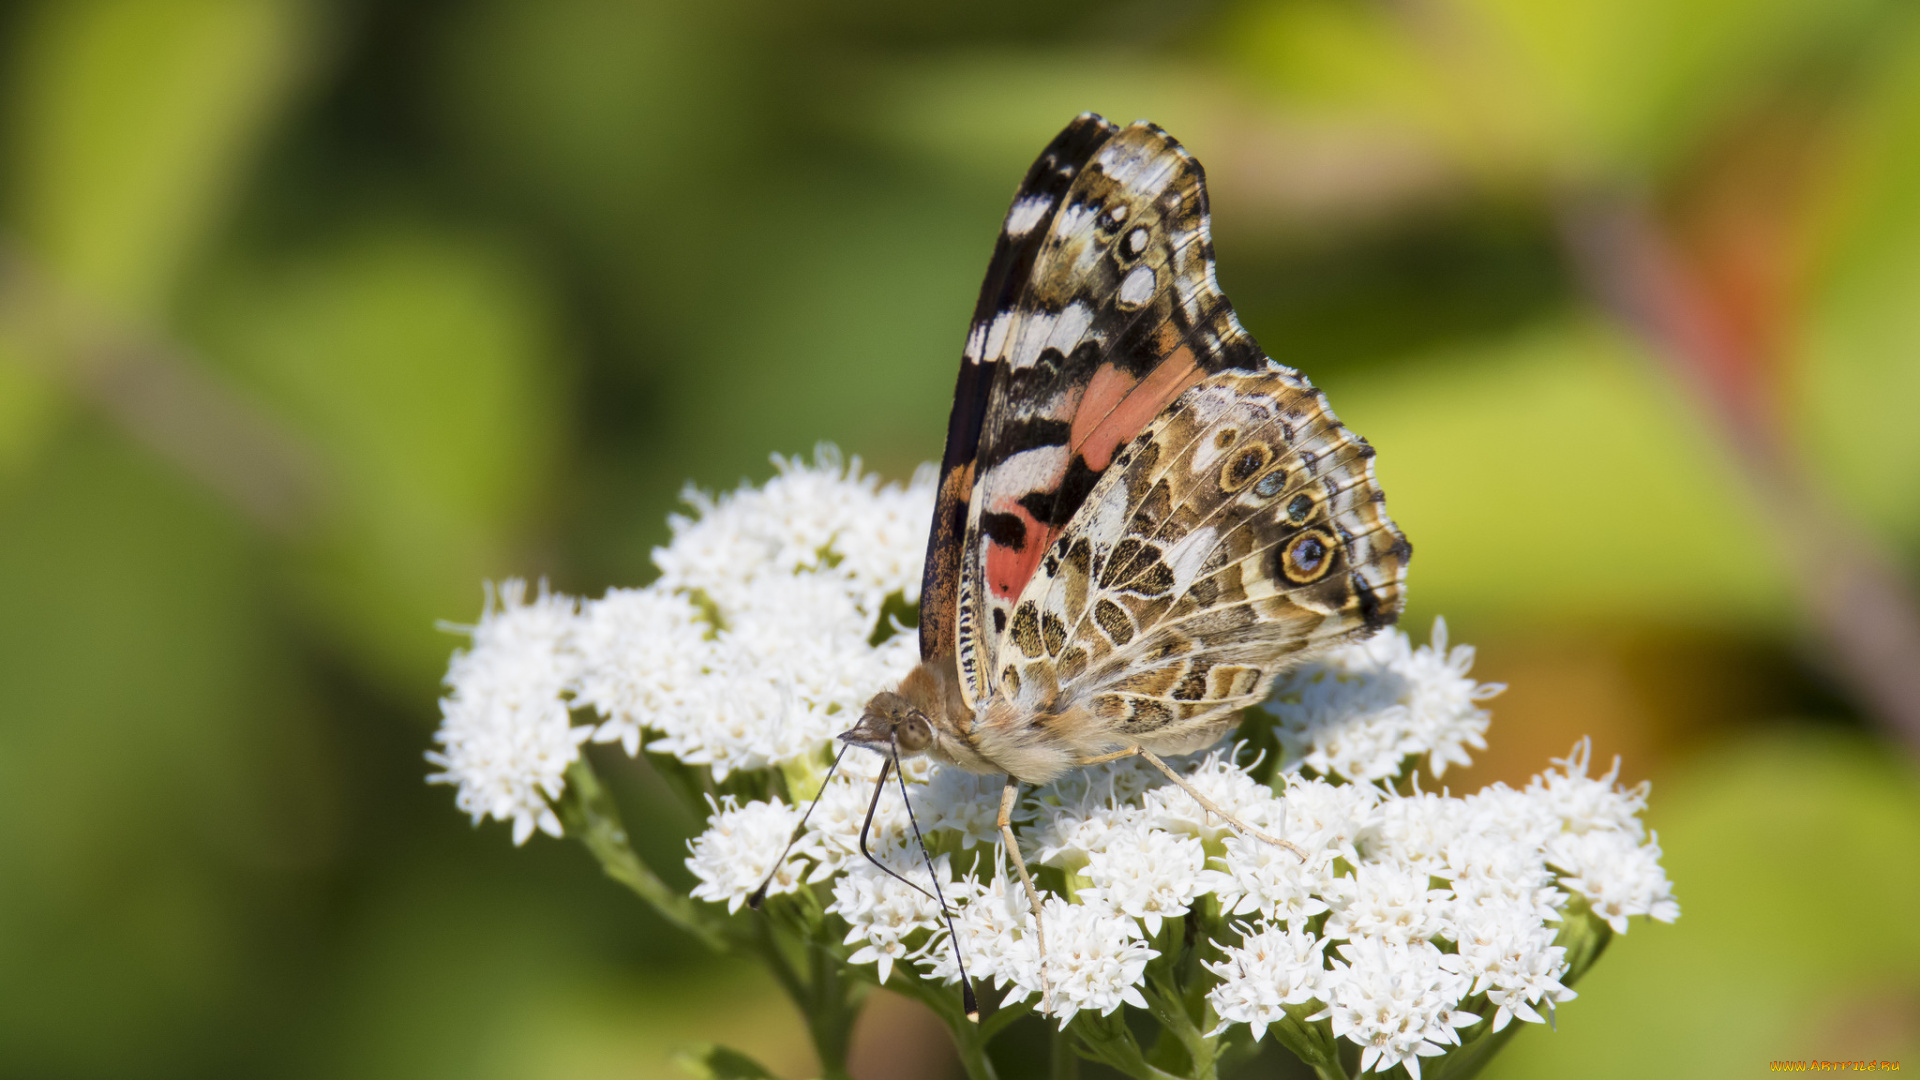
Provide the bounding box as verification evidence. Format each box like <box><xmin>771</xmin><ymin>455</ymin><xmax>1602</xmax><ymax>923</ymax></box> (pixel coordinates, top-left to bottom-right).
<box><xmin>845</xmin><ymin>112</ymin><xmax>1407</xmax><ymax>777</ymax></box>
<box><xmin>828</xmin><ymin>113</ymin><xmax>1409</xmax><ymax>1015</ymax></box>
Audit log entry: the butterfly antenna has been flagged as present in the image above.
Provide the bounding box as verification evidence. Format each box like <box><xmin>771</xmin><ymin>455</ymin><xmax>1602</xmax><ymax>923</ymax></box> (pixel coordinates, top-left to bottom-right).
<box><xmin>890</xmin><ymin>746</ymin><xmax>980</xmax><ymax>1024</ymax></box>
<box><xmin>749</xmin><ymin>742</ymin><xmax>851</xmax><ymax>911</ymax></box>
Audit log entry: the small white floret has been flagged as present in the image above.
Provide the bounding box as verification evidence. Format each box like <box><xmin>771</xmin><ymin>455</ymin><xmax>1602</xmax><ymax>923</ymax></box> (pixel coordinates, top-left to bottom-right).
<box><xmin>1267</xmin><ymin>618</ymin><xmax>1500</xmax><ymax>783</ymax></box>
<box><xmin>428</xmin><ymin>580</ymin><xmax>591</xmax><ymax>845</ymax></box>
<box><xmin>1080</xmin><ymin>821</ymin><xmax>1208</xmax><ymax>936</ymax></box>
<box><xmin>1001</xmin><ymin>897</ymin><xmax>1157</xmax><ymax>1028</ymax></box>
<box><xmin>1311</xmin><ymin>938</ymin><xmax>1480</xmax><ymax>1080</ymax></box>
<box><xmin>685</xmin><ymin>795</ymin><xmax>811</xmax><ymax>913</ymax></box>
<box><xmin>1206</xmin><ymin>922</ymin><xmax>1329</xmax><ymax>1041</ymax></box>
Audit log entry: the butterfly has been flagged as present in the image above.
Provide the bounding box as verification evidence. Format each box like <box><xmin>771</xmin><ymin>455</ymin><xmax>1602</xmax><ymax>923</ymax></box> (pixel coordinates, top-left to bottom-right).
<box><xmin>766</xmin><ymin>113</ymin><xmax>1410</xmax><ymax>1019</ymax></box>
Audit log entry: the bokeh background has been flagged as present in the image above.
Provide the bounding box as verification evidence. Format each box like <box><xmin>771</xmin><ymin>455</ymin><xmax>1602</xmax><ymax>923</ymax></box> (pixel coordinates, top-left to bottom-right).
<box><xmin>2</xmin><ymin>0</ymin><xmax>1919</xmax><ymax>1077</ymax></box>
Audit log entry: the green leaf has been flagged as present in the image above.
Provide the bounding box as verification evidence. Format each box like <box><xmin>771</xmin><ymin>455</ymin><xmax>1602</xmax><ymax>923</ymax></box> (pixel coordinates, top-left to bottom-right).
<box><xmin>1225</xmin><ymin>0</ymin><xmax>1899</xmax><ymax>179</ymax></box>
<box><xmin>0</xmin><ymin>429</ymin><xmax>314</xmax><ymax>1074</ymax></box>
<box><xmin>191</xmin><ymin>224</ymin><xmax>566</xmax><ymax>687</ymax></box>
<box><xmin>7</xmin><ymin>0</ymin><xmax>314</xmax><ymax>316</ymax></box>
<box><xmin>556</xmin><ymin>758</ymin><xmax>728</xmax><ymax>952</ymax></box>
<box><xmin>672</xmin><ymin>1043</ymin><xmax>784</xmax><ymax>1080</ymax></box>
<box><xmin>1800</xmin><ymin>19</ymin><xmax>1920</xmax><ymax>553</ymax></box>
<box><xmin>1331</xmin><ymin>319</ymin><xmax>1790</xmax><ymax>629</ymax></box>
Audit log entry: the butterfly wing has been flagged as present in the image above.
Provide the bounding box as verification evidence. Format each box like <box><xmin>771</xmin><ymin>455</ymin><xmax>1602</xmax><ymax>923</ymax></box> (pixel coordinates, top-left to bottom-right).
<box><xmin>919</xmin><ymin>113</ymin><xmax>1119</xmax><ymax>668</ymax></box>
<box><xmin>979</xmin><ymin>366</ymin><xmax>1410</xmax><ymax>770</ymax></box>
<box><xmin>954</xmin><ymin>119</ymin><xmax>1276</xmax><ymax>709</ymax></box>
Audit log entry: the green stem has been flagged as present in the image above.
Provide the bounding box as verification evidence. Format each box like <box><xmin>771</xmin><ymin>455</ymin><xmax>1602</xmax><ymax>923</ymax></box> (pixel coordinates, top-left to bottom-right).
<box><xmin>740</xmin><ymin>910</ymin><xmax>861</xmax><ymax>1080</ymax></box>
<box><xmin>1272</xmin><ymin>1011</ymin><xmax>1349</xmax><ymax>1080</ymax></box>
<box><xmin>805</xmin><ymin>941</ymin><xmax>858</xmax><ymax>1080</ymax></box>
<box><xmin>1052</xmin><ymin>1021</ymin><xmax>1081</xmax><ymax>1080</ymax></box>
<box><xmin>1308</xmin><ymin>1058</ymin><xmax>1352</xmax><ymax>1080</ymax></box>
<box><xmin>555</xmin><ymin>757</ymin><xmax>726</xmax><ymax>951</ymax></box>
<box><xmin>948</xmin><ymin>1012</ymin><xmax>1001</xmax><ymax>1080</ymax></box>
<box><xmin>750</xmin><ymin>915</ymin><xmax>808</xmax><ymax>1012</ymax></box>
<box><xmin>1143</xmin><ymin>971</ymin><xmax>1216</xmax><ymax>1080</ymax></box>
<box><xmin>884</xmin><ymin>972</ymin><xmax>1002</xmax><ymax>1080</ymax></box>
<box><xmin>980</xmin><ymin>997</ymin><xmax>1033</xmax><ymax>1042</ymax></box>
<box><xmin>1067</xmin><ymin>1011</ymin><xmax>1184</xmax><ymax>1080</ymax></box>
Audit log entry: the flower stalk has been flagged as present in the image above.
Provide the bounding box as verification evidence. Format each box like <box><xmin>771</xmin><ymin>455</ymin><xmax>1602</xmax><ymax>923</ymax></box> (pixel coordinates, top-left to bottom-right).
<box><xmin>555</xmin><ymin>756</ymin><xmax>726</xmax><ymax>952</ymax></box>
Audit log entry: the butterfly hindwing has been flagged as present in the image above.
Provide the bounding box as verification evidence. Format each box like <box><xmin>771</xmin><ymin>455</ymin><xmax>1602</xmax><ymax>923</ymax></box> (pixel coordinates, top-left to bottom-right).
<box><xmin>978</xmin><ymin>366</ymin><xmax>1411</xmax><ymax>766</ymax></box>
<box><xmin>955</xmin><ymin>120</ymin><xmax>1272</xmax><ymax>708</ymax></box>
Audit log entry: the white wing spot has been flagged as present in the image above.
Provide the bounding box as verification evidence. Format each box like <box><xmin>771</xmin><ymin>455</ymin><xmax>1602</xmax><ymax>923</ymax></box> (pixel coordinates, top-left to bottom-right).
<box><xmin>1164</xmin><ymin>526</ymin><xmax>1220</xmax><ymax>596</ymax></box>
<box><xmin>1087</xmin><ymin>485</ymin><xmax>1131</xmax><ymax>551</ymax></box>
<box><xmin>1101</xmin><ymin>144</ymin><xmax>1157</xmax><ymax>187</ymax></box>
<box><xmin>1044</xmin><ymin>302</ymin><xmax>1094</xmax><ymax>358</ymax></box>
<box><xmin>992</xmin><ymin>444</ymin><xmax>1071</xmax><ymax>494</ymax></box>
<box><xmin>1009</xmin><ymin>310</ymin><xmax>1057</xmax><ymax>370</ymax></box>
<box><xmin>984</xmin><ymin>311</ymin><xmax>1013</xmax><ymax>361</ymax></box>
<box><xmin>1117</xmin><ymin>265</ymin><xmax>1156</xmax><ymax>310</ymax></box>
<box><xmin>1005</xmin><ymin>195</ymin><xmax>1052</xmax><ymax>237</ymax></box>
<box><xmin>1055</xmin><ymin>201</ymin><xmax>1097</xmax><ymax>239</ymax></box>
<box><xmin>1011</xmin><ymin>302</ymin><xmax>1097</xmax><ymax>370</ymax></box>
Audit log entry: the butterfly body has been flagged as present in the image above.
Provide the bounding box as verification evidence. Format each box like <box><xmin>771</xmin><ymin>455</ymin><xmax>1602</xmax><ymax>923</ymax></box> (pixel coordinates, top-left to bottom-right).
<box><xmin>843</xmin><ymin>114</ymin><xmax>1410</xmax><ymax>786</ymax></box>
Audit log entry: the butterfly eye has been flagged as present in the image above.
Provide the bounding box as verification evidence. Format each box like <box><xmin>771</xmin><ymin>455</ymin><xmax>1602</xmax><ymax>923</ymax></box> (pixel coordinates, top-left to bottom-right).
<box><xmin>1099</xmin><ymin>203</ymin><xmax>1129</xmax><ymax>232</ymax></box>
<box><xmin>1253</xmin><ymin>469</ymin><xmax>1289</xmax><ymax>500</ymax></box>
<box><xmin>1121</xmin><ymin>228</ymin><xmax>1151</xmax><ymax>260</ymax></box>
<box><xmin>896</xmin><ymin>711</ymin><xmax>934</xmax><ymax>754</ymax></box>
<box><xmin>1286</xmin><ymin>492</ymin><xmax>1314</xmax><ymax>523</ymax></box>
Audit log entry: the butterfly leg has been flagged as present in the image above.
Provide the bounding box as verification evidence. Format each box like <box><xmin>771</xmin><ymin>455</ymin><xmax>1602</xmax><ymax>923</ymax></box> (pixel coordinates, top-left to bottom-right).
<box><xmin>1082</xmin><ymin>746</ymin><xmax>1310</xmax><ymax>860</ymax></box>
<box><xmin>998</xmin><ymin>776</ymin><xmax>1051</xmax><ymax>1012</ymax></box>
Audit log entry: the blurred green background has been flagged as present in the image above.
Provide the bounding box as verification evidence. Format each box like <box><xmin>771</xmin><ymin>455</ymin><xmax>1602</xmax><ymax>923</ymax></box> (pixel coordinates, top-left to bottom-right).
<box><xmin>1</xmin><ymin>1</ymin><xmax>1918</xmax><ymax>1077</ymax></box>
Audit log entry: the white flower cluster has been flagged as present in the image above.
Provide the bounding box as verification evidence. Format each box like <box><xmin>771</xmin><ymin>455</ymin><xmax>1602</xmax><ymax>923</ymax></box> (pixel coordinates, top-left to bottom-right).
<box><xmin>1267</xmin><ymin>618</ymin><xmax>1501</xmax><ymax>782</ymax></box>
<box><xmin>428</xmin><ymin>582</ymin><xmax>589</xmax><ymax>844</ymax></box>
<box><xmin>685</xmin><ymin>724</ymin><xmax>1678</xmax><ymax>1074</ymax></box>
<box><xmin>432</xmin><ymin>450</ymin><xmax>1681</xmax><ymax>1078</ymax></box>
<box><xmin>429</xmin><ymin>448</ymin><xmax>934</xmax><ymax>844</ymax></box>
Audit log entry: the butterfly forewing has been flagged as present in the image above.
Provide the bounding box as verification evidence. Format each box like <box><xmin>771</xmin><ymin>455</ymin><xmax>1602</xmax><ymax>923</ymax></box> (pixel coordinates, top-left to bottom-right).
<box><xmin>921</xmin><ymin>113</ymin><xmax>1119</xmax><ymax>669</ymax></box>
<box><xmin>954</xmin><ymin>121</ymin><xmax>1277</xmax><ymax>710</ymax></box>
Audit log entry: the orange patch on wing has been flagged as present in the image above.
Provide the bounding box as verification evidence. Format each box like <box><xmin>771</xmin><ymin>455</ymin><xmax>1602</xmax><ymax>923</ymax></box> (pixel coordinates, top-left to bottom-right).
<box><xmin>1071</xmin><ymin>365</ymin><xmax>1138</xmax><ymax>468</ymax></box>
<box><xmin>984</xmin><ymin>500</ymin><xmax>1054</xmax><ymax>601</ymax></box>
<box><xmin>1072</xmin><ymin>347</ymin><xmax>1202</xmax><ymax>471</ymax></box>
